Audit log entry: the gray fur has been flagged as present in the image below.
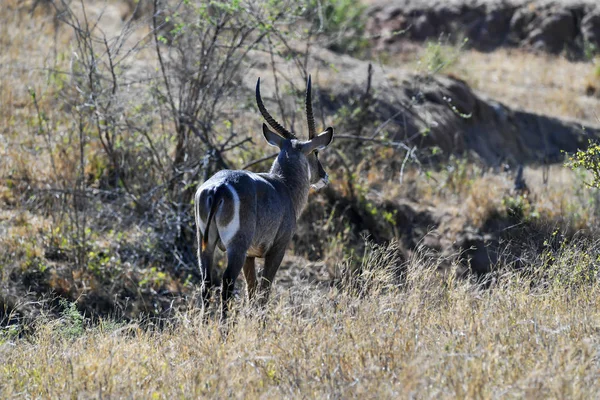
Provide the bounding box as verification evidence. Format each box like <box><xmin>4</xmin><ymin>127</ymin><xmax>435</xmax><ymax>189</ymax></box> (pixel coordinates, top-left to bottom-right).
<box><xmin>195</xmin><ymin>78</ymin><xmax>334</xmax><ymax>318</ymax></box>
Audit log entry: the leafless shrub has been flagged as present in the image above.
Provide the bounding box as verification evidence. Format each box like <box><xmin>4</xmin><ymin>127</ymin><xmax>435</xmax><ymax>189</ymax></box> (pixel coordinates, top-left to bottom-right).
<box><xmin>22</xmin><ymin>0</ymin><xmax>317</xmax><ymax>283</ymax></box>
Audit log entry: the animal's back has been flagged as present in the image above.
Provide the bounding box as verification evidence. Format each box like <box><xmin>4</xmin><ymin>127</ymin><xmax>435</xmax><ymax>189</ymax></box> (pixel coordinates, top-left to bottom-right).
<box><xmin>195</xmin><ymin>170</ymin><xmax>292</xmax><ymax>257</ymax></box>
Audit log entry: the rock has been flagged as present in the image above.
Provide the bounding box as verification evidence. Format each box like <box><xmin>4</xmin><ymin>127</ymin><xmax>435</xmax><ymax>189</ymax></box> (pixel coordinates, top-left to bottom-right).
<box><xmin>412</xmin><ymin>14</ymin><xmax>437</xmax><ymax>41</ymax></box>
<box><xmin>582</xmin><ymin>11</ymin><xmax>600</xmax><ymax>51</ymax></box>
<box><xmin>478</xmin><ymin>8</ymin><xmax>514</xmax><ymax>48</ymax></box>
<box><xmin>508</xmin><ymin>6</ymin><xmax>536</xmax><ymax>43</ymax></box>
<box><xmin>456</xmin><ymin>232</ymin><xmax>499</xmax><ymax>274</ymax></box>
<box><xmin>526</xmin><ymin>9</ymin><xmax>577</xmax><ymax>53</ymax></box>
<box><xmin>367</xmin><ymin>0</ymin><xmax>600</xmax><ymax>58</ymax></box>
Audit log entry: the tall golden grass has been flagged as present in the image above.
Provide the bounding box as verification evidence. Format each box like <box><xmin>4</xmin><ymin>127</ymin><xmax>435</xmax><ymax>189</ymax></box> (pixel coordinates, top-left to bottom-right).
<box><xmin>1</xmin><ymin>241</ymin><xmax>599</xmax><ymax>398</ymax></box>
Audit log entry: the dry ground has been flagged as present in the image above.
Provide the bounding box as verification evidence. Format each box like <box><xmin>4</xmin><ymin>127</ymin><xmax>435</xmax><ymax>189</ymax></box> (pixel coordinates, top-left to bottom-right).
<box><xmin>389</xmin><ymin>46</ymin><xmax>600</xmax><ymax>123</ymax></box>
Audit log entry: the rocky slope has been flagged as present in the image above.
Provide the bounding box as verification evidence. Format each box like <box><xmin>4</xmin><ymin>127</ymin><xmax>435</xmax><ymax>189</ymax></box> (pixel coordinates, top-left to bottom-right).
<box><xmin>261</xmin><ymin>46</ymin><xmax>600</xmax><ymax>166</ymax></box>
<box><xmin>367</xmin><ymin>0</ymin><xmax>600</xmax><ymax>57</ymax></box>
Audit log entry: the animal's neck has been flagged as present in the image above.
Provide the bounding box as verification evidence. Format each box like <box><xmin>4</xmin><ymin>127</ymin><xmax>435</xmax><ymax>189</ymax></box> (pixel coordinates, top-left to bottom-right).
<box><xmin>270</xmin><ymin>154</ymin><xmax>310</xmax><ymax>220</ymax></box>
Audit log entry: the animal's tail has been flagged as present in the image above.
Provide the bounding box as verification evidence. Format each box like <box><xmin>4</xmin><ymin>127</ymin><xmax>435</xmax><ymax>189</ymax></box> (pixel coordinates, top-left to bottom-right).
<box><xmin>196</xmin><ymin>190</ymin><xmax>223</xmax><ymax>306</ymax></box>
<box><xmin>197</xmin><ymin>191</ymin><xmax>222</xmax><ymax>260</ymax></box>
<box><xmin>201</xmin><ymin>194</ymin><xmax>220</xmax><ymax>253</ymax></box>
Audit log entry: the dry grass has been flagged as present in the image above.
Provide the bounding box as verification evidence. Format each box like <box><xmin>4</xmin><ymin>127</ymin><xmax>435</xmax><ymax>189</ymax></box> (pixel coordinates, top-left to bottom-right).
<box><xmin>2</xmin><ymin>3</ymin><xmax>600</xmax><ymax>398</ymax></box>
<box><xmin>390</xmin><ymin>46</ymin><xmax>600</xmax><ymax>123</ymax></box>
<box><xmin>356</xmin><ymin>155</ymin><xmax>600</xmax><ymax>236</ymax></box>
<box><xmin>450</xmin><ymin>50</ymin><xmax>600</xmax><ymax>122</ymax></box>
<box><xmin>1</xmin><ymin>242</ymin><xmax>599</xmax><ymax>398</ymax></box>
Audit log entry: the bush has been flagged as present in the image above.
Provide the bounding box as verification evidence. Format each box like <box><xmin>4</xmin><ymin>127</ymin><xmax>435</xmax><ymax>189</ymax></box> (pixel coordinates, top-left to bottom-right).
<box><xmin>305</xmin><ymin>0</ymin><xmax>368</xmax><ymax>54</ymax></box>
<box><xmin>565</xmin><ymin>140</ymin><xmax>600</xmax><ymax>189</ymax></box>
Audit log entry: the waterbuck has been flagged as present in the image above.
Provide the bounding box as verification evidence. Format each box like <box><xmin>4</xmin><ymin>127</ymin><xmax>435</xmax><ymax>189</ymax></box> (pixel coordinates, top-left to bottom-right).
<box><xmin>195</xmin><ymin>76</ymin><xmax>334</xmax><ymax>316</ymax></box>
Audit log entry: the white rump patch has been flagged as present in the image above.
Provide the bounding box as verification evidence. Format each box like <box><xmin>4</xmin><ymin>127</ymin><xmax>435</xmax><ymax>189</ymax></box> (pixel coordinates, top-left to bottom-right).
<box><xmin>218</xmin><ymin>184</ymin><xmax>240</xmax><ymax>245</ymax></box>
<box><xmin>195</xmin><ymin>189</ymin><xmax>207</xmax><ymax>234</ymax></box>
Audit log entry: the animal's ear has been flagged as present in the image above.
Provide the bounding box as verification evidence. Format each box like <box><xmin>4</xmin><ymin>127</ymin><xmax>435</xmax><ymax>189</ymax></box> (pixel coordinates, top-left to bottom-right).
<box><xmin>262</xmin><ymin>123</ymin><xmax>285</xmax><ymax>148</ymax></box>
<box><xmin>303</xmin><ymin>127</ymin><xmax>333</xmax><ymax>154</ymax></box>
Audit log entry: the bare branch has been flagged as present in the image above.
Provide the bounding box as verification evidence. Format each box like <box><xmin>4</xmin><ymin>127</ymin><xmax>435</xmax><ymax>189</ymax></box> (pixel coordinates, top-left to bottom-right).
<box><xmin>335</xmin><ymin>134</ymin><xmax>412</xmax><ymax>151</ymax></box>
<box><xmin>242</xmin><ymin>153</ymin><xmax>278</xmax><ymax>170</ymax></box>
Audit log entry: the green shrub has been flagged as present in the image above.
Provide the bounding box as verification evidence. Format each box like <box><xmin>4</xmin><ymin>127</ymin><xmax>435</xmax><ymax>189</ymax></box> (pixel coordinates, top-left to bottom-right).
<box><xmin>565</xmin><ymin>141</ymin><xmax>600</xmax><ymax>189</ymax></box>
<box><xmin>420</xmin><ymin>38</ymin><xmax>468</xmax><ymax>75</ymax></box>
<box><xmin>58</xmin><ymin>300</ymin><xmax>85</xmax><ymax>339</ymax></box>
<box><xmin>306</xmin><ymin>0</ymin><xmax>368</xmax><ymax>54</ymax></box>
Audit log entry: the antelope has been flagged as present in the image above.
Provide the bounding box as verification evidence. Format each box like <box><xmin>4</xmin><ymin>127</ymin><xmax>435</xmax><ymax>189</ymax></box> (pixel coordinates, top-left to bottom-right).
<box><xmin>195</xmin><ymin>75</ymin><xmax>334</xmax><ymax>317</ymax></box>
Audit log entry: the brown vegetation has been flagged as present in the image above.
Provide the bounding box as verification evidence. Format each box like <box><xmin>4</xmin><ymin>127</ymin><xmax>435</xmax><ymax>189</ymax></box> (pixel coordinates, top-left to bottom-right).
<box><xmin>2</xmin><ymin>0</ymin><xmax>600</xmax><ymax>397</ymax></box>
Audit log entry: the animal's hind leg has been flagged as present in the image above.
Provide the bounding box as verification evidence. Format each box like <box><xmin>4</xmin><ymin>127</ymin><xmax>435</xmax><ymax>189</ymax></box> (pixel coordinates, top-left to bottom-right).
<box><xmin>258</xmin><ymin>247</ymin><xmax>286</xmax><ymax>306</ymax></box>
<box><xmin>221</xmin><ymin>247</ymin><xmax>247</xmax><ymax>320</ymax></box>
<box><xmin>198</xmin><ymin>225</ymin><xmax>218</xmax><ymax>311</ymax></box>
<box><xmin>242</xmin><ymin>257</ymin><xmax>257</xmax><ymax>302</ymax></box>
<box><xmin>199</xmin><ymin>247</ymin><xmax>215</xmax><ymax>310</ymax></box>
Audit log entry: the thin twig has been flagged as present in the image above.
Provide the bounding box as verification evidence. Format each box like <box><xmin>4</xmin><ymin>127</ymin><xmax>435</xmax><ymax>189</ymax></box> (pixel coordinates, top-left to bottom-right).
<box><xmin>242</xmin><ymin>153</ymin><xmax>278</xmax><ymax>170</ymax></box>
<box><xmin>152</xmin><ymin>0</ymin><xmax>179</xmax><ymax>132</ymax></box>
<box><xmin>221</xmin><ymin>137</ymin><xmax>254</xmax><ymax>153</ymax></box>
<box><xmin>399</xmin><ymin>146</ymin><xmax>417</xmax><ymax>184</ymax></box>
<box><xmin>335</xmin><ymin>134</ymin><xmax>411</xmax><ymax>151</ymax></box>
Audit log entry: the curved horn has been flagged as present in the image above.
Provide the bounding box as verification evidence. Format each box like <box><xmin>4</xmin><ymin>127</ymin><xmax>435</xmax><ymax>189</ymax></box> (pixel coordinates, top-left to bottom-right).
<box><xmin>305</xmin><ymin>75</ymin><xmax>316</xmax><ymax>139</ymax></box>
<box><xmin>256</xmin><ymin>78</ymin><xmax>293</xmax><ymax>139</ymax></box>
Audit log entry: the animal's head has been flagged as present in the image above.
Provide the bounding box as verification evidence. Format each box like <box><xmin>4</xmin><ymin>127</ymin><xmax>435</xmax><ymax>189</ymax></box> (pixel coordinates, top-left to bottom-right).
<box><xmin>256</xmin><ymin>76</ymin><xmax>334</xmax><ymax>190</ymax></box>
